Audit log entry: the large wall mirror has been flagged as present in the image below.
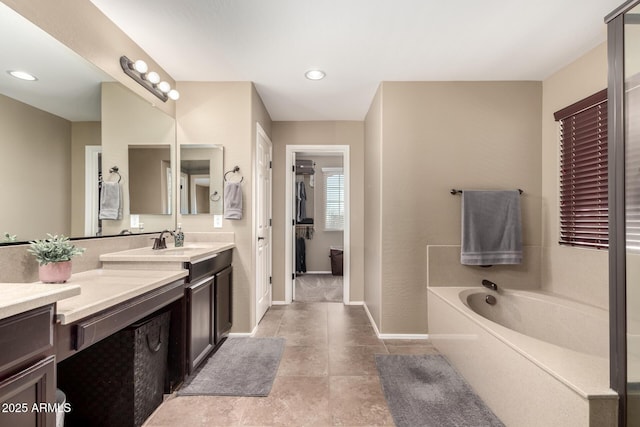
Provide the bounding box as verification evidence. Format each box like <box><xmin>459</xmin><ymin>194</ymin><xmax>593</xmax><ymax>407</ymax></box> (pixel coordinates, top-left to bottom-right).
<box><xmin>0</xmin><ymin>3</ymin><xmax>175</xmax><ymax>244</ymax></box>
<box><xmin>179</xmin><ymin>144</ymin><xmax>223</xmax><ymax>215</ymax></box>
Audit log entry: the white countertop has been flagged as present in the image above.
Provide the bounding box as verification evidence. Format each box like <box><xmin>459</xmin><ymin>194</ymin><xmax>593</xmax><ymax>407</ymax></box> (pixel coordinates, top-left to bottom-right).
<box><xmin>56</xmin><ymin>269</ymin><xmax>187</xmax><ymax>325</ymax></box>
<box><xmin>2</xmin><ymin>242</ymin><xmax>232</xmax><ymax>324</ymax></box>
<box><xmin>99</xmin><ymin>242</ymin><xmax>235</xmax><ymax>263</ymax></box>
<box><xmin>0</xmin><ymin>282</ymin><xmax>81</xmax><ymax>320</ymax></box>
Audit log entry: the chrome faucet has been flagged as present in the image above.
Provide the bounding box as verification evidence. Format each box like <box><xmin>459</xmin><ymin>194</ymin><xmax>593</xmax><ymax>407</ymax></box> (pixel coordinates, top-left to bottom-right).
<box><xmin>482</xmin><ymin>279</ymin><xmax>498</xmax><ymax>291</ymax></box>
<box><xmin>152</xmin><ymin>230</ymin><xmax>174</xmax><ymax>250</ymax></box>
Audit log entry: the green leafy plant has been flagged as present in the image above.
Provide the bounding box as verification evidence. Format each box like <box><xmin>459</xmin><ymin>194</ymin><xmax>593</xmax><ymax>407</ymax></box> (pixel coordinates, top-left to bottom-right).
<box><xmin>2</xmin><ymin>232</ymin><xmax>16</xmax><ymax>243</ymax></box>
<box><xmin>28</xmin><ymin>234</ymin><xmax>85</xmax><ymax>266</ymax></box>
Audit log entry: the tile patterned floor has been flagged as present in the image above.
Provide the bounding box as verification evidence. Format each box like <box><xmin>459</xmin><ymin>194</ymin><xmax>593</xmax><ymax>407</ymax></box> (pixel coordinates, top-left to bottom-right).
<box><xmin>144</xmin><ymin>302</ymin><xmax>439</xmax><ymax>426</ymax></box>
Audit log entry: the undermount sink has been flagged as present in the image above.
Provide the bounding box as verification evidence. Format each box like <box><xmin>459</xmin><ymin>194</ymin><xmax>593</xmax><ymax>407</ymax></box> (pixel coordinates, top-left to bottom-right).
<box><xmin>99</xmin><ymin>242</ymin><xmax>235</xmax><ymax>263</ymax></box>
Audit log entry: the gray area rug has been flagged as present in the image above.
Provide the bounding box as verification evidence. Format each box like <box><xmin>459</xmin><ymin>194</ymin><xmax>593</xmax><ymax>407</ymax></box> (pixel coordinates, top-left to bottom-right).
<box><xmin>376</xmin><ymin>354</ymin><xmax>504</xmax><ymax>427</ymax></box>
<box><xmin>178</xmin><ymin>337</ymin><xmax>285</xmax><ymax>396</ymax></box>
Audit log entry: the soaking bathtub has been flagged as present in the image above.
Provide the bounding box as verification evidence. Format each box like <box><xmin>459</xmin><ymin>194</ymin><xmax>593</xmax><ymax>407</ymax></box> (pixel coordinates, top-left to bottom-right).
<box><xmin>427</xmin><ymin>286</ymin><xmax>618</xmax><ymax>427</ymax></box>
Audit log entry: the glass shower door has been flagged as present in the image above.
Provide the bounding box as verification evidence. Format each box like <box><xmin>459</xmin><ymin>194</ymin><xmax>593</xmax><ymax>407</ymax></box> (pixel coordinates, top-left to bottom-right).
<box><xmin>625</xmin><ymin>5</ymin><xmax>640</xmax><ymax>425</ymax></box>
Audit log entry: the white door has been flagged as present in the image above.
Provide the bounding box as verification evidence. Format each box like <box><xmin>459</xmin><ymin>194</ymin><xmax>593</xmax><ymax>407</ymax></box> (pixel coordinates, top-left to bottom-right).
<box><xmin>256</xmin><ymin>124</ymin><xmax>273</xmax><ymax>322</ymax></box>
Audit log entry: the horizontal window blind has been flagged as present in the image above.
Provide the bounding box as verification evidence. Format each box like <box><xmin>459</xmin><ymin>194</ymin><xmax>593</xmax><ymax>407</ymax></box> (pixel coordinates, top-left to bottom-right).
<box><xmin>555</xmin><ymin>89</ymin><xmax>608</xmax><ymax>249</ymax></box>
<box><xmin>323</xmin><ymin>167</ymin><xmax>344</xmax><ymax>231</ymax></box>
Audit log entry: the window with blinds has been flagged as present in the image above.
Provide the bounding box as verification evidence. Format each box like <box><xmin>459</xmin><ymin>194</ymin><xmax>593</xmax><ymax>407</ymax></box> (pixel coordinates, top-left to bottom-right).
<box><xmin>554</xmin><ymin>89</ymin><xmax>608</xmax><ymax>249</ymax></box>
<box><xmin>323</xmin><ymin>167</ymin><xmax>344</xmax><ymax>231</ymax></box>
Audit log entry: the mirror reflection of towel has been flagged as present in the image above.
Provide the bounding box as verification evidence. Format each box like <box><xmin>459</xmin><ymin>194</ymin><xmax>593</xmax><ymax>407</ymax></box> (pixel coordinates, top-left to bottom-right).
<box><xmin>224</xmin><ymin>181</ymin><xmax>243</xmax><ymax>220</ymax></box>
<box><xmin>99</xmin><ymin>182</ymin><xmax>122</xmax><ymax>220</ymax></box>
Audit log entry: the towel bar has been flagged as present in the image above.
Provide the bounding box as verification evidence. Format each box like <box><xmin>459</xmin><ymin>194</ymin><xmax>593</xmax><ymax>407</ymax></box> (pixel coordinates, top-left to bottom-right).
<box><xmin>450</xmin><ymin>188</ymin><xmax>523</xmax><ymax>195</ymax></box>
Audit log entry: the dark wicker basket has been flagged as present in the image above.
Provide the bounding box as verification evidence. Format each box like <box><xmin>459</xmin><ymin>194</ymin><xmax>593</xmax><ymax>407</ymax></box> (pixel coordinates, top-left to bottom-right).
<box><xmin>57</xmin><ymin>310</ymin><xmax>171</xmax><ymax>427</ymax></box>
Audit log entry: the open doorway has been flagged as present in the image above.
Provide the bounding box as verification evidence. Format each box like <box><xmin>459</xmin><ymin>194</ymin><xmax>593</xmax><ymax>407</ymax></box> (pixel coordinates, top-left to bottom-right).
<box><xmin>285</xmin><ymin>145</ymin><xmax>350</xmax><ymax>304</ymax></box>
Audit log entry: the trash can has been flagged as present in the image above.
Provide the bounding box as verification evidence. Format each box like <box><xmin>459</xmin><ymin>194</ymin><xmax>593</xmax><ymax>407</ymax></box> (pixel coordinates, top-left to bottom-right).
<box><xmin>57</xmin><ymin>310</ymin><xmax>171</xmax><ymax>427</ymax></box>
<box><xmin>330</xmin><ymin>247</ymin><xmax>343</xmax><ymax>276</ymax></box>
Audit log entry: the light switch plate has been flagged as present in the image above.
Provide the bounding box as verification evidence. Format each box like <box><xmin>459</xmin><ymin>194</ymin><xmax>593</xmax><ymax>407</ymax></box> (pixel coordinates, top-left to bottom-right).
<box><xmin>130</xmin><ymin>214</ymin><xmax>140</xmax><ymax>228</ymax></box>
<box><xmin>214</xmin><ymin>215</ymin><xmax>223</xmax><ymax>228</ymax></box>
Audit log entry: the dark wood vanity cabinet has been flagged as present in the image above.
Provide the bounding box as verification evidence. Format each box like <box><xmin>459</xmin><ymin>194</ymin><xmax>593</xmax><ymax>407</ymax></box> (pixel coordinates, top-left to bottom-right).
<box><xmin>0</xmin><ymin>305</ymin><xmax>56</xmax><ymax>427</ymax></box>
<box><xmin>185</xmin><ymin>249</ymin><xmax>233</xmax><ymax>374</ymax></box>
<box><xmin>214</xmin><ymin>265</ymin><xmax>233</xmax><ymax>344</ymax></box>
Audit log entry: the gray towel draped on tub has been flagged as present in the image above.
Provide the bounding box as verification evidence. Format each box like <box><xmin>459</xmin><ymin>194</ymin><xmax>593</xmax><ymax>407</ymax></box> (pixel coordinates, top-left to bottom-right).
<box><xmin>224</xmin><ymin>181</ymin><xmax>243</xmax><ymax>220</ymax></box>
<box><xmin>461</xmin><ymin>190</ymin><xmax>522</xmax><ymax>265</ymax></box>
<box><xmin>99</xmin><ymin>181</ymin><xmax>122</xmax><ymax>220</ymax></box>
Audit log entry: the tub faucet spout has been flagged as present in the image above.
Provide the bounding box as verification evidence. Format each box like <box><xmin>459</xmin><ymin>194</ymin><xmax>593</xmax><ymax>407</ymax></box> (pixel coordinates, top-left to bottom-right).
<box><xmin>482</xmin><ymin>279</ymin><xmax>498</xmax><ymax>291</ymax></box>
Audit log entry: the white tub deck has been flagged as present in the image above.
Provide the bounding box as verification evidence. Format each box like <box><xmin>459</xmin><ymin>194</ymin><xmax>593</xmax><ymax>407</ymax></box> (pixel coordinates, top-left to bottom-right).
<box><xmin>428</xmin><ymin>286</ymin><xmax>618</xmax><ymax>427</ymax></box>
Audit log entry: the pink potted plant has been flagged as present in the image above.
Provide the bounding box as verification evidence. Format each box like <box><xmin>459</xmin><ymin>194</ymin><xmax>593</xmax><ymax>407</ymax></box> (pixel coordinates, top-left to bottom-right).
<box><xmin>28</xmin><ymin>234</ymin><xmax>85</xmax><ymax>283</ymax></box>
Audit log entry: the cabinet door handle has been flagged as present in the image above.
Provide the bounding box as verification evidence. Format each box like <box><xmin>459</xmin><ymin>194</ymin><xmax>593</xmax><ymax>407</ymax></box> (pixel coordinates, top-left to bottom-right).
<box><xmin>258</xmin><ymin>237</ymin><xmax>265</xmax><ymax>241</ymax></box>
<box><xmin>146</xmin><ymin>327</ymin><xmax>163</xmax><ymax>353</ymax></box>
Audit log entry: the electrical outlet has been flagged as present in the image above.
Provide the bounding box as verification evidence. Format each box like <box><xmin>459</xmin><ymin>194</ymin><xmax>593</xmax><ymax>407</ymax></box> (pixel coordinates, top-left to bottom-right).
<box><xmin>130</xmin><ymin>214</ymin><xmax>140</xmax><ymax>228</ymax></box>
<box><xmin>214</xmin><ymin>215</ymin><xmax>223</xmax><ymax>228</ymax></box>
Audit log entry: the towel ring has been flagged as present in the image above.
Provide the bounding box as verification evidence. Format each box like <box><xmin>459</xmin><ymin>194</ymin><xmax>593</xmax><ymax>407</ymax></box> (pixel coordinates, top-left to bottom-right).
<box><xmin>210</xmin><ymin>191</ymin><xmax>221</xmax><ymax>202</ymax></box>
<box><xmin>224</xmin><ymin>166</ymin><xmax>244</xmax><ymax>183</ymax></box>
<box><xmin>109</xmin><ymin>166</ymin><xmax>122</xmax><ymax>183</ymax></box>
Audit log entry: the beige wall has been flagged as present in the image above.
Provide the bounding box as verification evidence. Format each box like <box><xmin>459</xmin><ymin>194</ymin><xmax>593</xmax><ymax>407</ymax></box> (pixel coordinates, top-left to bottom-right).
<box><xmin>271</xmin><ymin>121</ymin><xmax>365</xmax><ymax>302</ymax></box>
<box><xmin>367</xmin><ymin>81</ymin><xmax>543</xmax><ymax>334</ymax></box>
<box><xmin>176</xmin><ymin>81</ymin><xmax>272</xmax><ymax>333</ymax></box>
<box><xmin>541</xmin><ymin>43</ymin><xmax>609</xmax><ymax>308</ymax></box>
<box><xmin>70</xmin><ymin>121</ymin><xmax>101</xmax><ymax>237</ymax></box>
<box><xmin>364</xmin><ymin>86</ymin><xmax>383</xmax><ymax>328</ymax></box>
<box><xmin>0</xmin><ymin>94</ymin><xmax>71</xmax><ymax>241</ymax></box>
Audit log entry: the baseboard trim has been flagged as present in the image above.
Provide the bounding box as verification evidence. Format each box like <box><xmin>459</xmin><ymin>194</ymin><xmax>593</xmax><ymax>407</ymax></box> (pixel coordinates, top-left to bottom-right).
<box><xmin>346</xmin><ymin>301</ymin><xmax>363</xmax><ymax>306</ymax></box>
<box><xmin>362</xmin><ymin>303</ymin><xmax>429</xmax><ymax>339</ymax></box>
<box><xmin>363</xmin><ymin>303</ymin><xmax>381</xmax><ymax>337</ymax></box>
<box><xmin>378</xmin><ymin>333</ymin><xmax>430</xmax><ymax>340</ymax></box>
<box><xmin>228</xmin><ymin>331</ymin><xmax>254</xmax><ymax>338</ymax></box>
<box><xmin>272</xmin><ymin>301</ymin><xmax>288</xmax><ymax>305</ymax></box>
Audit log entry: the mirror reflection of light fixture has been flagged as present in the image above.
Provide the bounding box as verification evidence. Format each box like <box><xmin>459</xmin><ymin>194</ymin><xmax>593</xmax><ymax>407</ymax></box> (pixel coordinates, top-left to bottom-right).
<box><xmin>119</xmin><ymin>56</ymin><xmax>179</xmax><ymax>102</ymax></box>
<box><xmin>7</xmin><ymin>70</ymin><xmax>37</xmax><ymax>81</ymax></box>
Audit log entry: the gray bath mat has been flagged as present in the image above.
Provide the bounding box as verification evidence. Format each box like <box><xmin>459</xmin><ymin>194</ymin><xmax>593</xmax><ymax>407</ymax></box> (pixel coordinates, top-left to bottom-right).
<box><xmin>178</xmin><ymin>337</ymin><xmax>285</xmax><ymax>396</ymax></box>
<box><xmin>375</xmin><ymin>354</ymin><xmax>504</xmax><ymax>427</ymax></box>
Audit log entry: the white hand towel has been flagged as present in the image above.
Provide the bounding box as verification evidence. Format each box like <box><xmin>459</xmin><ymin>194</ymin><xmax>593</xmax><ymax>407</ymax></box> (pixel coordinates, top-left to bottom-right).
<box><xmin>224</xmin><ymin>181</ymin><xmax>243</xmax><ymax>220</ymax></box>
<box><xmin>99</xmin><ymin>181</ymin><xmax>122</xmax><ymax>220</ymax></box>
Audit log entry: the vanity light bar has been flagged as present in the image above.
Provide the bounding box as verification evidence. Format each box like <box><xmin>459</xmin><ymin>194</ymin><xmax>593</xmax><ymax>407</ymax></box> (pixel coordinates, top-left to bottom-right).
<box><xmin>119</xmin><ymin>56</ymin><xmax>179</xmax><ymax>102</ymax></box>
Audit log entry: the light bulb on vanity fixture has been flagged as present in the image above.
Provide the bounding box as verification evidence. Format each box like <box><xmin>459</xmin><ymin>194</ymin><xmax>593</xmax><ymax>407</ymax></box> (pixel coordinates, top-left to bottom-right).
<box><xmin>157</xmin><ymin>81</ymin><xmax>171</xmax><ymax>93</ymax></box>
<box><xmin>133</xmin><ymin>59</ymin><xmax>148</xmax><ymax>74</ymax></box>
<box><xmin>147</xmin><ymin>71</ymin><xmax>160</xmax><ymax>84</ymax></box>
<box><xmin>119</xmin><ymin>55</ymin><xmax>179</xmax><ymax>103</ymax></box>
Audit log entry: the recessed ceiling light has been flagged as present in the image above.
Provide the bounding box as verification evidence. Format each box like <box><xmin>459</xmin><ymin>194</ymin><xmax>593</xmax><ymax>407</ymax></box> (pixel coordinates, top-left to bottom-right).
<box><xmin>305</xmin><ymin>69</ymin><xmax>326</xmax><ymax>80</ymax></box>
<box><xmin>7</xmin><ymin>70</ymin><xmax>38</xmax><ymax>81</ymax></box>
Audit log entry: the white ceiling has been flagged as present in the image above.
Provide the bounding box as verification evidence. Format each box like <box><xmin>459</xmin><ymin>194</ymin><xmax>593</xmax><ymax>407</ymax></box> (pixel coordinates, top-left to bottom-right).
<box><xmin>88</xmin><ymin>0</ymin><xmax>622</xmax><ymax>121</ymax></box>
<box><xmin>3</xmin><ymin>1</ymin><xmax>621</xmax><ymax>122</ymax></box>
